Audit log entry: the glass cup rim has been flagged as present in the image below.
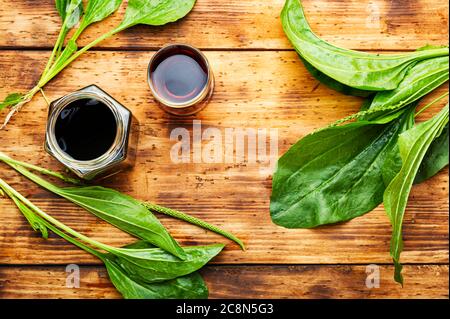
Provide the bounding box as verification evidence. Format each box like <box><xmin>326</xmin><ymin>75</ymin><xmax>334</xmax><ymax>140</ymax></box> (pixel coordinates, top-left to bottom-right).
<box><xmin>147</xmin><ymin>43</ymin><xmax>213</xmax><ymax>109</ymax></box>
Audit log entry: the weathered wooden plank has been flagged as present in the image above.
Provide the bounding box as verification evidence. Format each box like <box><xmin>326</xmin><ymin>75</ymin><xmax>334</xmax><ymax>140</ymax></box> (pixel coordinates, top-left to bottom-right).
<box><xmin>0</xmin><ymin>0</ymin><xmax>448</xmax><ymax>50</ymax></box>
<box><xmin>0</xmin><ymin>50</ymin><xmax>448</xmax><ymax>265</ymax></box>
<box><xmin>0</xmin><ymin>265</ymin><xmax>447</xmax><ymax>299</ymax></box>
<box><xmin>0</xmin><ymin>192</ymin><xmax>448</xmax><ymax>265</ymax></box>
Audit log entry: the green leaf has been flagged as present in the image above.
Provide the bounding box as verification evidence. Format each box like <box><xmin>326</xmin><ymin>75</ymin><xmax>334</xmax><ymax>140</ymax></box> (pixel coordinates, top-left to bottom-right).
<box><xmin>300</xmin><ymin>56</ymin><xmax>373</xmax><ymax>97</ymax></box>
<box><xmin>55</xmin><ymin>0</ymin><xmax>83</xmax><ymax>28</ymax></box>
<box><xmin>281</xmin><ymin>0</ymin><xmax>449</xmax><ymax>91</ymax></box>
<box><xmin>365</xmin><ymin>56</ymin><xmax>449</xmax><ymax>120</ymax></box>
<box><xmin>0</xmin><ymin>93</ymin><xmax>25</xmax><ymax>111</ymax></box>
<box><xmin>270</xmin><ymin>106</ymin><xmax>415</xmax><ymax>228</ymax></box>
<box><xmin>414</xmin><ymin>123</ymin><xmax>449</xmax><ymax>184</ymax></box>
<box><xmin>0</xmin><ymin>179</ymin><xmax>213</xmax><ymax>299</ymax></box>
<box><xmin>117</xmin><ymin>0</ymin><xmax>196</xmax><ymax>31</ymax></box>
<box><xmin>79</xmin><ymin>0</ymin><xmax>123</xmax><ymax>31</ymax></box>
<box><xmin>110</xmin><ymin>243</ymin><xmax>224</xmax><ymax>283</ymax></box>
<box><xmin>57</xmin><ymin>186</ymin><xmax>187</xmax><ymax>260</ymax></box>
<box><xmin>51</xmin><ymin>39</ymin><xmax>78</xmax><ymax>69</ymax></box>
<box><xmin>9</xmin><ymin>194</ymin><xmax>48</xmax><ymax>239</ymax></box>
<box><xmin>104</xmin><ymin>257</ymin><xmax>208</xmax><ymax>299</ymax></box>
<box><xmin>384</xmin><ymin>104</ymin><xmax>449</xmax><ymax>284</ymax></box>
<box><xmin>0</xmin><ymin>160</ymin><xmax>185</xmax><ymax>259</ymax></box>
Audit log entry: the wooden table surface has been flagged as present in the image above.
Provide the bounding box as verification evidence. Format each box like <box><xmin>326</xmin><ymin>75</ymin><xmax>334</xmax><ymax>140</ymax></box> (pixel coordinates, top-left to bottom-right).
<box><xmin>0</xmin><ymin>0</ymin><xmax>448</xmax><ymax>299</ymax></box>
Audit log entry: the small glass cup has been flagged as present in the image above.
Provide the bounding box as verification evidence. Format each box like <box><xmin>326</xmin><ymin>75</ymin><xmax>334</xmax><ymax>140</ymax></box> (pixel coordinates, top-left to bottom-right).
<box><xmin>45</xmin><ymin>85</ymin><xmax>139</xmax><ymax>180</ymax></box>
<box><xmin>147</xmin><ymin>44</ymin><xmax>214</xmax><ymax>116</ymax></box>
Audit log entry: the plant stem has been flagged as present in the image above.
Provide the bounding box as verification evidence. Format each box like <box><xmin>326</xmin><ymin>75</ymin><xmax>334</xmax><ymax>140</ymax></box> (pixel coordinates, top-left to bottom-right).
<box><xmin>39</xmin><ymin>29</ymin><xmax>118</xmax><ymax>88</ymax></box>
<box><xmin>0</xmin><ymin>151</ymin><xmax>82</xmax><ymax>185</ymax></box>
<box><xmin>2</xmin><ymin>183</ymin><xmax>105</xmax><ymax>258</ymax></box>
<box><xmin>415</xmin><ymin>92</ymin><xmax>449</xmax><ymax>117</ymax></box>
<box><xmin>41</xmin><ymin>9</ymin><xmax>74</xmax><ymax>78</ymax></box>
<box><xmin>0</xmin><ymin>177</ymin><xmax>113</xmax><ymax>253</ymax></box>
<box><xmin>144</xmin><ymin>203</ymin><xmax>245</xmax><ymax>250</ymax></box>
<box><xmin>39</xmin><ymin>89</ymin><xmax>50</xmax><ymax>107</ymax></box>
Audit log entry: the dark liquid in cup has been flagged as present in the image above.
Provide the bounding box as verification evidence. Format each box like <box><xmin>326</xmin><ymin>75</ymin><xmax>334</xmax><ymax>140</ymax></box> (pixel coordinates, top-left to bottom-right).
<box><xmin>55</xmin><ymin>98</ymin><xmax>117</xmax><ymax>161</ymax></box>
<box><xmin>150</xmin><ymin>46</ymin><xmax>208</xmax><ymax>104</ymax></box>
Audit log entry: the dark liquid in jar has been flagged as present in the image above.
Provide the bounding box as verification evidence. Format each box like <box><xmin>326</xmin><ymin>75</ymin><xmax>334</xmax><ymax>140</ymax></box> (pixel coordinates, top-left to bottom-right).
<box><xmin>150</xmin><ymin>46</ymin><xmax>208</xmax><ymax>104</ymax></box>
<box><xmin>54</xmin><ymin>98</ymin><xmax>117</xmax><ymax>161</ymax></box>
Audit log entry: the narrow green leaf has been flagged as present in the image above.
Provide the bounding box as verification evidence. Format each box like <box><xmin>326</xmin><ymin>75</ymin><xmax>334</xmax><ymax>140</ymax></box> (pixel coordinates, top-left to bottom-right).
<box><xmin>0</xmin><ymin>161</ymin><xmax>186</xmax><ymax>260</ymax></box>
<box><xmin>270</xmin><ymin>106</ymin><xmax>415</xmax><ymax>228</ymax></box>
<box><xmin>365</xmin><ymin>56</ymin><xmax>449</xmax><ymax>120</ymax></box>
<box><xmin>282</xmin><ymin>0</ymin><xmax>449</xmax><ymax>91</ymax></box>
<box><xmin>117</xmin><ymin>0</ymin><xmax>196</xmax><ymax>31</ymax></box>
<box><xmin>110</xmin><ymin>243</ymin><xmax>224</xmax><ymax>283</ymax></box>
<box><xmin>57</xmin><ymin>186</ymin><xmax>187</xmax><ymax>260</ymax></box>
<box><xmin>104</xmin><ymin>257</ymin><xmax>208</xmax><ymax>299</ymax></box>
<box><xmin>10</xmin><ymin>194</ymin><xmax>48</xmax><ymax>239</ymax></box>
<box><xmin>0</xmin><ymin>93</ymin><xmax>25</xmax><ymax>111</ymax></box>
<box><xmin>384</xmin><ymin>104</ymin><xmax>449</xmax><ymax>284</ymax></box>
<box><xmin>414</xmin><ymin>123</ymin><xmax>449</xmax><ymax>184</ymax></box>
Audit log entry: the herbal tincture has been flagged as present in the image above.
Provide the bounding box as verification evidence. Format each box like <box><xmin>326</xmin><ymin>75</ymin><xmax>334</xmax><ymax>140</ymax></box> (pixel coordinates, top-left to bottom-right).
<box><xmin>45</xmin><ymin>85</ymin><xmax>138</xmax><ymax>180</ymax></box>
<box><xmin>148</xmin><ymin>44</ymin><xmax>214</xmax><ymax>116</ymax></box>
<box><xmin>54</xmin><ymin>98</ymin><xmax>117</xmax><ymax>161</ymax></box>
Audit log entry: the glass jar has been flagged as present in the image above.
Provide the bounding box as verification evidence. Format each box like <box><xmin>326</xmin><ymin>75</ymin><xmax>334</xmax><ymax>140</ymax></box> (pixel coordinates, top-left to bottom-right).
<box><xmin>45</xmin><ymin>85</ymin><xmax>139</xmax><ymax>180</ymax></box>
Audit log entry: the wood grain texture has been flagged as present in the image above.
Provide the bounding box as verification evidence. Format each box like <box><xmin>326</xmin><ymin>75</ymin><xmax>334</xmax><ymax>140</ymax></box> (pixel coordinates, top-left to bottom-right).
<box><xmin>0</xmin><ymin>265</ymin><xmax>447</xmax><ymax>299</ymax></box>
<box><xmin>0</xmin><ymin>50</ymin><xmax>448</xmax><ymax>265</ymax></box>
<box><xmin>0</xmin><ymin>0</ymin><xmax>448</xmax><ymax>50</ymax></box>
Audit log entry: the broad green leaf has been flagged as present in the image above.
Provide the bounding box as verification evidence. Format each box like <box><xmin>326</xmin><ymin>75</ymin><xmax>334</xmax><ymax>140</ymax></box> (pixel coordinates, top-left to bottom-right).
<box><xmin>0</xmin><ymin>93</ymin><xmax>24</xmax><ymax>111</ymax></box>
<box><xmin>270</xmin><ymin>107</ymin><xmax>415</xmax><ymax>228</ymax></box>
<box><xmin>365</xmin><ymin>56</ymin><xmax>449</xmax><ymax>120</ymax></box>
<box><xmin>300</xmin><ymin>56</ymin><xmax>373</xmax><ymax>97</ymax></box>
<box><xmin>414</xmin><ymin>123</ymin><xmax>449</xmax><ymax>184</ymax></box>
<box><xmin>282</xmin><ymin>0</ymin><xmax>449</xmax><ymax>91</ymax></box>
<box><xmin>104</xmin><ymin>257</ymin><xmax>208</xmax><ymax>299</ymax></box>
<box><xmin>79</xmin><ymin>0</ymin><xmax>123</xmax><ymax>31</ymax></box>
<box><xmin>384</xmin><ymin>104</ymin><xmax>449</xmax><ymax>284</ymax></box>
<box><xmin>117</xmin><ymin>0</ymin><xmax>196</xmax><ymax>31</ymax></box>
<box><xmin>110</xmin><ymin>243</ymin><xmax>224</xmax><ymax>283</ymax></box>
<box><xmin>57</xmin><ymin>186</ymin><xmax>187</xmax><ymax>260</ymax></box>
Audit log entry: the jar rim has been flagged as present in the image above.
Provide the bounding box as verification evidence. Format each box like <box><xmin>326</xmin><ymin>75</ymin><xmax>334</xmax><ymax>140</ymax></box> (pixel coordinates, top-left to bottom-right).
<box><xmin>46</xmin><ymin>91</ymin><xmax>126</xmax><ymax>171</ymax></box>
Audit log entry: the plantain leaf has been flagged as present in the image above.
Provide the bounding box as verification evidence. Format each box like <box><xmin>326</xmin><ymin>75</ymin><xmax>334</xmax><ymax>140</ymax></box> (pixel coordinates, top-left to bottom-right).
<box><xmin>79</xmin><ymin>0</ymin><xmax>123</xmax><ymax>31</ymax></box>
<box><xmin>0</xmin><ymin>162</ymin><xmax>186</xmax><ymax>260</ymax></box>
<box><xmin>0</xmin><ymin>93</ymin><xmax>24</xmax><ymax>111</ymax></box>
<box><xmin>364</xmin><ymin>56</ymin><xmax>449</xmax><ymax>120</ymax></box>
<box><xmin>110</xmin><ymin>243</ymin><xmax>224</xmax><ymax>283</ymax></box>
<box><xmin>104</xmin><ymin>257</ymin><xmax>208</xmax><ymax>299</ymax></box>
<box><xmin>55</xmin><ymin>0</ymin><xmax>83</xmax><ymax>28</ymax></box>
<box><xmin>414</xmin><ymin>123</ymin><xmax>449</xmax><ymax>184</ymax></box>
<box><xmin>300</xmin><ymin>56</ymin><xmax>373</xmax><ymax>97</ymax></box>
<box><xmin>281</xmin><ymin>0</ymin><xmax>449</xmax><ymax>91</ymax></box>
<box><xmin>384</xmin><ymin>104</ymin><xmax>449</xmax><ymax>284</ymax></box>
<box><xmin>56</xmin><ymin>186</ymin><xmax>187</xmax><ymax>260</ymax></box>
<box><xmin>117</xmin><ymin>0</ymin><xmax>196</xmax><ymax>31</ymax></box>
<box><xmin>270</xmin><ymin>106</ymin><xmax>416</xmax><ymax>228</ymax></box>
<box><xmin>9</xmin><ymin>194</ymin><xmax>48</xmax><ymax>239</ymax></box>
